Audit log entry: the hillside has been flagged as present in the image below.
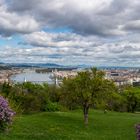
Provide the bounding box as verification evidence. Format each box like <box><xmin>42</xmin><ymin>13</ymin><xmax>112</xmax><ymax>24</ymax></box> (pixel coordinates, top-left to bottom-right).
<box><xmin>0</xmin><ymin>110</ymin><xmax>139</xmax><ymax>140</ymax></box>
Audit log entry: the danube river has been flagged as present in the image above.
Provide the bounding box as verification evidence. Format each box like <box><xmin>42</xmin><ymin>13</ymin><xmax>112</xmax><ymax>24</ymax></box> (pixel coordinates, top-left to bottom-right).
<box><xmin>10</xmin><ymin>72</ymin><xmax>55</xmax><ymax>84</ymax></box>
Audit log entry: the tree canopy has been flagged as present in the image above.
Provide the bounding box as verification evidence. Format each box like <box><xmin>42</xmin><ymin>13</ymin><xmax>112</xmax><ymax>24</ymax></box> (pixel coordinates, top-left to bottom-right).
<box><xmin>61</xmin><ymin>68</ymin><xmax>116</xmax><ymax>125</ymax></box>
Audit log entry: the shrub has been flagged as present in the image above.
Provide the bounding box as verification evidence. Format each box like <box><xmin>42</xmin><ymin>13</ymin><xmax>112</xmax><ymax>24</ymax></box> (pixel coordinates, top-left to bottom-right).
<box><xmin>135</xmin><ymin>124</ymin><xmax>140</xmax><ymax>140</ymax></box>
<box><xmin>0</xmin><ymin>96</ymin><xmax>15</xmax><ymax>132</ymax></box>
<box><xmin>45</xmin><ymin>101</ymin><xmax>61</xmax><ymax>112</ymax></box>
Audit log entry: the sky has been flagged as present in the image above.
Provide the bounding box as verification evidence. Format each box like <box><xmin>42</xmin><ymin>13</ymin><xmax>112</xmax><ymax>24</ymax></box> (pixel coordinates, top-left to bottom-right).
<box><xmin>0</xmin><ymin>0</ymin><xmax>140</xmax><ymax>66</ymax></box>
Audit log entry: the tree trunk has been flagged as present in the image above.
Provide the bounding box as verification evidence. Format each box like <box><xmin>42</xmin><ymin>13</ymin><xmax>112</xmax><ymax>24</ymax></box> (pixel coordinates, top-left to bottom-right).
<box><xmin>132</xmin><ymin>101</ymin><xmax>137</xmax><ymax>113</ymax></box>
<box><xmin>83</xmin><ymin>102</ymin><xmax>89</xmax><ymax>126</ymax></box>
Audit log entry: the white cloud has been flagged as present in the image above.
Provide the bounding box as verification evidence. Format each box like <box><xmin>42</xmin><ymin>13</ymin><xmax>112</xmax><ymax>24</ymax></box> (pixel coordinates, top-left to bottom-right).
<box><xmin>0</xmin><ymin>3</ymin><xmax>39</xmax><ymax>36</ymax></box>
<box><xmin>23</xmin><ymin>31</ymin><xmax>100</xmax><ymax>48</ymax></box>
<box><xmin>0</xmin><ymin>32</ymin><xmax>139</xmax><ymax>66</ymax></box>
<box><xmin>0</xmin><ymin>0</ymin><xmax>140</xmax><ymax>66</ymax></box>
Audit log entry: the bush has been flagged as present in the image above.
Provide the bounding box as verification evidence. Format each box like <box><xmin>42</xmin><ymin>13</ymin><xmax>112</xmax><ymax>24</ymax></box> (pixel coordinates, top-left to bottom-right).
<box><xmin>0</xmin><ymin>96</ymin><xmax>15</xmax><ymax>132</ymax></box>
<box><xmin>20</xmin><ymin>94</ymin><xmax>41</xmax><ymax>114</ymax></box>
<box><xmin>12</xmin><ymin>93</ymin><xmax>47</xmax><ymax>114</ymax></box>
<box><xmin>5</xmin><ymin>82</ymin><xmax>49</xmax><ymax>114</ymax></box>
<box><xmin>135</xmin><ymin>124</ymin><xmax>140</xmax><ymax>140</ymax></box>
<box><xmin>106</xmin><ymin>93</ymin><xmax>127</xmax><ymax>112</ymax></box>
<box><xmin>45</xmin><ymin>101</ymin><xmax>59</xmax><ymax>112</ymax></box>
<box><xmin>45</xmin><ymin>101</ymin><xmax>61</xmax><ymax>112</ymax></box>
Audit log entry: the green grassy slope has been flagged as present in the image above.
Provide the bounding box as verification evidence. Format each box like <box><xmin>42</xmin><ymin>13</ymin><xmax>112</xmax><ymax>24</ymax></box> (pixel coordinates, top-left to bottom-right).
<box><xmin>0</xmin><ymin>110</ymin><xmax>139</xmax><ymax>140</ymax></box>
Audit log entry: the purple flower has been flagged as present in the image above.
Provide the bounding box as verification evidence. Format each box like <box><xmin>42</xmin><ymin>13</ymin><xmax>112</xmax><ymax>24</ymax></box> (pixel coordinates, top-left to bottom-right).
<box><xmin>0</xmin><ymin>96</ymin><xmax>15</xmax><ymax>131</ymax></box>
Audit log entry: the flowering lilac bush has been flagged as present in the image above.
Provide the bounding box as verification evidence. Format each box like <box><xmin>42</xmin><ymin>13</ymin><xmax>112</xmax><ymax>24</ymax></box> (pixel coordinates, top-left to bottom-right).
<box><xmin>0</xmin><ymin>96</ymin><xmax>15</xmax><ymax>132</ymax></box>
<box><xmin>135</xmin><ymin>124</ymin><xmax>140</xmax><ymax>140</ymax></box>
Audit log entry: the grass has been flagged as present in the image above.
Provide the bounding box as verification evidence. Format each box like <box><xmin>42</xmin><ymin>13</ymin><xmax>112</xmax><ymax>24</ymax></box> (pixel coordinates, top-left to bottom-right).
<box><xmin>0</xmin><ymin>110</ymin><xmax>139</xmax><ymax>140</ymax></box>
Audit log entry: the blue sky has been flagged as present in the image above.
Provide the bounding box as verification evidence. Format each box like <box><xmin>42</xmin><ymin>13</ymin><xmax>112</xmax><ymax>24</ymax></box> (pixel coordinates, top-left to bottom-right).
<box><xmin>0</xmin><ymin>35</ymin><xmax>22</xmax><ymax>46</ymax></box>
<box><xmin>0</xmin><ymin>0</ymin><xmax>140</xmax><ymax>66</ymax></box>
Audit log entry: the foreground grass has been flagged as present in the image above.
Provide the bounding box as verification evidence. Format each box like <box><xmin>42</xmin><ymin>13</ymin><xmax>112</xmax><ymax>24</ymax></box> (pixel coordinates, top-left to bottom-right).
<box><xmin>0</xmin><ymin>110</ymin><xmax>139</xmax><ymax>140</ymax></box>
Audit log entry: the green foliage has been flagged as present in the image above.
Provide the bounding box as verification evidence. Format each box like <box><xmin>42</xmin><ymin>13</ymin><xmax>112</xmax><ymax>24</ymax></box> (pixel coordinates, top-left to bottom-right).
<box><xmin>61</xmin><ymin>68</ymin><xmax>116</xmax><ymax>108</ymax></box>
<box><xmin>60</xmin><ymin>68</ymin><xmax>116</xmax><ymax>124</ymax></box>
<box><xmin>122</xmin><ymin>87</ymin><xmax>140</xmax><ymax>113</ymax></box>
<box><xmin>1</xmin><ymin>82</ymin><xmax>12</xmax><ymax>98</ymax></box>
<box><xmin>45</xmin><ymin>101</ymin><xmax>60</xmax><ymax>112</ymax></box>
<box><xmin>106</xmin><ymin>92</ymin><xmax>126</xmax><ymax>112</ymax></box>
<box><xmin>1</xmin><ymin>69</ymin><xmax>140</xmax><ymax>116</ymax></box>
<box><xmin>0</xmin><ymin>82</ymin><xmax>50</xmax><ymax>114</ymax></box>
<box><xmin>48</xmin><ymin>85</ymin><xmax>61</xmax><ymax>102</ymax></box>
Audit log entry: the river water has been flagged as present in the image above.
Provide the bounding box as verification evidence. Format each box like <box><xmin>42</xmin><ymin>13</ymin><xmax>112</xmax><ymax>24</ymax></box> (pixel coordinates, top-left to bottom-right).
<box><xmin>10</xmin><ymin>72</ymin><xmax>55</xmax><ymax>84</ymax></box>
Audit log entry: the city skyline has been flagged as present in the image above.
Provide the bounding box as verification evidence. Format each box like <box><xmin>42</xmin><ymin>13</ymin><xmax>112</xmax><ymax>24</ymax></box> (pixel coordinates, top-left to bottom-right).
<box><xmin>0</xmin><ymin>0</ymin><xmax>140</xmax><ymax>66</ymax></box>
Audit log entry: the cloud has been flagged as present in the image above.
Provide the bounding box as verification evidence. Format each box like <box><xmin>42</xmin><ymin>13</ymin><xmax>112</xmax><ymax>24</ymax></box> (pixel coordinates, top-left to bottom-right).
<box><xmin>0</xmin><ymin>46</ymin><xmax>65</xmax><ymax>63</ymax></box>
<box><xmin>23</xmin><ymin>31</ymin><xmax>101</xmax><ymax>48</ymax></box>
<box><xmin>0</xmin><ymin>2</ymin><xmax>39</xmax><ymax>36</ymax></box>
<box><xmin>1</xmin><ymin>40</ymin><xmax>140</xmax><ymax>66</ymax></box>
<box><xmin>122</xmin><ymin>20</ymin><xmax>140</xmax><ymax>32</ymax></box>
<box><xmin>6</xmin><ymin>0</ymin><xmax>140</xmax><ymax>37</ymax></box>
<box><xmin>1</xmin><ymin>0</ymin><xmax>140</xmax><ymax>66</ymax></box>
<box><xmin>3</xmin><ymin>31</ymin><xmax>138</xmax><ymax>66</ymax></box>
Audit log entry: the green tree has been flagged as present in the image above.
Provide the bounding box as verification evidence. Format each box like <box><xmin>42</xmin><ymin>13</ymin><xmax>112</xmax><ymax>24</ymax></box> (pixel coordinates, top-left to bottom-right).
<box><xmin>106</xmin><ymin>92</ymin><xmax>126</xmax><ymax>112</ymax></box>
<box><xmin>6</xmin><ymin>82</ymin><xmax>50</xmax><ymax>113</ymax></box>
<box><xmin>123</xmin><ymin>87</ymin><xmax>140</xmax><ymax>113</ymax></box>
<box><xmin>61</xmin><ymin>68</ymin><xmax>115</xmax><ymax>125</ymax></box>
<box><xmin>1</xmin><ymin>82</ymin><xmax>12</xmax><ymax>97</ymax></box>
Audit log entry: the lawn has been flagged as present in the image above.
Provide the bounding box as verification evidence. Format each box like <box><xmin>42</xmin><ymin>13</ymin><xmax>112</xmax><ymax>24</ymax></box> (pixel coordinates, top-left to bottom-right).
<box><xmin>0</xmin><ymin>110</ymin><xmax>139</xmax><ymax>140</ymax></box>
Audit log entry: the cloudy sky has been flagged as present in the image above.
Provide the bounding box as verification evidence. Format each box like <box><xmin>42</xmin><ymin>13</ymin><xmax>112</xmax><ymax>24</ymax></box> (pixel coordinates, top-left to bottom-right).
<box><xmin>0</xmin><ymin>0</ymin><xmax>140</xmax><ymax>66</ymax></box>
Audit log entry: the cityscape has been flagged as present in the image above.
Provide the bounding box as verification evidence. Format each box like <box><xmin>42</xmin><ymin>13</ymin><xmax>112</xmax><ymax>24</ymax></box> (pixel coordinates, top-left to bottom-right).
<box><xmin>1</xmin><ymin>63</ymin><xmax>140</xmax><ymax>87</ymax></box>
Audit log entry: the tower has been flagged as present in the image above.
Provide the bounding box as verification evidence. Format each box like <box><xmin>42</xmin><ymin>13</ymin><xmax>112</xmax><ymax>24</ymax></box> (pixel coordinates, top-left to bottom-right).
<box><xmin>24</xmin><ymin>77</ymin><xmax>27</xmax><ymax>82</ymax></box>
<box><xmin>55</xmin><ymin>77</ymin><xmax>58</xmax><ymax>86</ymax></box>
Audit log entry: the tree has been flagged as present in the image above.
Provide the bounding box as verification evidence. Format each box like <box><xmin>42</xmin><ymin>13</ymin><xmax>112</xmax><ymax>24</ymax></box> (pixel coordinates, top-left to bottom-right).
<box><xmin>61</xmin><ymin>68</ymin><xmax>115</xmax><ymax>125</ymax></box>
<box><xmin>6</xmin><ymin>82</ymin><xmax>50</xmax><ymax>113</ymax></box>
<box><xmin>123</xmin><ymin>87</ymin><xmax>140</xmax><ymax>113</ymax></box>
<box><xmin>106</xmin><ymin>92</ymin><xmax>126</xmax><ymax>112</ymax></box>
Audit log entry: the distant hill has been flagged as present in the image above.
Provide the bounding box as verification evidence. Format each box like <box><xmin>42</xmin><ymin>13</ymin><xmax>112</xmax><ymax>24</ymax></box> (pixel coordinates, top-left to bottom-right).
<box><xmin>0</xmin><ymin>62</ymin><xmax>139</xmax><ymax>70</ymax></box>
<box><xmin>1</xmin><ymin>63</ymin><xmax>78</xmax><ymax>69</ymax></box>
<box><xmin>38</xmin><ymin>63</ymin><xmax>64</xmax><ymax>68</ymax></box>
